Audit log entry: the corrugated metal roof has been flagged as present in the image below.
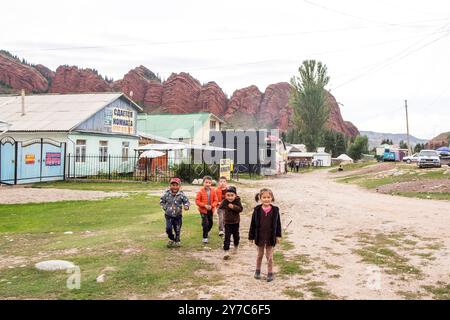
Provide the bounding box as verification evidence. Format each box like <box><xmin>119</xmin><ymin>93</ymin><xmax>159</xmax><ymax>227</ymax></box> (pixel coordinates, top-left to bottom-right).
<box><xmin>137</xmin><ymin>112</ymin><xmax>224</xmax><ymax>139</ymax></box>
<box><xmin>0</xmin><ymin>93</ymin><xmax>140</xmax><ymax>132</ymax></box>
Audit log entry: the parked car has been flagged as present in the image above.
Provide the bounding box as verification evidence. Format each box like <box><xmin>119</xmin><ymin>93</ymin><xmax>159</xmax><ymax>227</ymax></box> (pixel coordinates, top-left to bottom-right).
<box><xmin>417</xmin><ymin>150</ymin><xmax>441</xmax><ymax>168</ymax></box>
<box><xmin>403</xmin><ymin>153</ymin><xmax>419</xmax><ymax>163</ymax></box>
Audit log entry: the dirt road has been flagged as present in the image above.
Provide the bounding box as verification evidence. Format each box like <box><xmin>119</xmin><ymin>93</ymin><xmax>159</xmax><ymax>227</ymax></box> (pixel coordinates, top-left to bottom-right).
<box><xmin>179</xmin><ymin>169</ymin><xmax>450</xmax><ymax>300</ymax></box>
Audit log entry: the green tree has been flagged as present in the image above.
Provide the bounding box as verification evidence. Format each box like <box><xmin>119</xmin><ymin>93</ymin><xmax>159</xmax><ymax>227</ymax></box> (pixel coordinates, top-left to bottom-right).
<box><xmin>322</xmin><ymin>130</ymin><xmax>336</xmax><ymax>156</ymax></box>
<box><xmin>290</xmin><ymin>60</ymin><xmax>330</xmax><ymax>152</ymax></box>
<box><xmin>414</xmin><ymin>143</ymin><xmax>424</xmax><ymax>153</ymax></box>
<box><xmin>399</xmin><ymin>140</ymin><xmax>408</xmax><ymax>149</ymax></box>
<box><xmin>347</xmin><ymin>135</ymin><xmax>369</xmax><ymax>161</ymax></box>
<box><xmin>335</xmin><ymin>132</ymin><xmax>347</xmax><ymax>157</ymax></box>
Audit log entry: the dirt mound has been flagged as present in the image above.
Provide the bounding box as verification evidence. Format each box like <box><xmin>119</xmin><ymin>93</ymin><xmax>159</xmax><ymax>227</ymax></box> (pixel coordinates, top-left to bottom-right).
<box><xmin>376</xmin><ymin>179</ymin><xmax>450</xmax><ymax>194</ymax></box>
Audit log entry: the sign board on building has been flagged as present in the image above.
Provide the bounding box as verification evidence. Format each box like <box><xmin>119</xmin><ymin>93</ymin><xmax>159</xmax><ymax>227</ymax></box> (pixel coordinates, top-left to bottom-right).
<box><xmin>45</xmin><ymin>152</ymin><xmax>61</xmax><ymax>166</ymax></box>
<box><xmin>112</xmin><ymin>108</ymin><xmax>134</xmax><ymax>134</ymax></box>
<box><xmin>219</xmin><ymin>158</ymin><xmax>232</xmax><ymax>180</ymax></box>
<box><xmin>25</xmin><ymin>154</ymin><xmax>35</xmax><ymax>165</ymax></box>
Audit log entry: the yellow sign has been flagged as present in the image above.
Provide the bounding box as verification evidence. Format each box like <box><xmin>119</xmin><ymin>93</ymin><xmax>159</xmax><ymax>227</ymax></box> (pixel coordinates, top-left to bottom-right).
<box><xmin>25</xmin><ymin>154</ymin><xmax>35</xmax><ymax>165</ymax></box>
<box><xmin>220</xmin><ymin>158</ymin><xmax>232</xmax><ymax>180</ymax></box>
<box><xmin>112</xmin><ymin>108</ymin><xmax>134</xmax><ymax>134</ymax></box>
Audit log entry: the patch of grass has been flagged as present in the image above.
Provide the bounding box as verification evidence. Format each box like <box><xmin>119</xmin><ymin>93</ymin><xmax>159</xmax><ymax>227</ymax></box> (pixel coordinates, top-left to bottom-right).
<box><xmin>353</xmin><ymin>232</ymin><xmax>422</xmax><ymax>277</ymax></box>
<box><xmin>304</xmin><ymin>281</ymin><xmax>336</xmax><ymax>300</ymax></box>
<box><xmin>283</xmin><ymin>288</ymin><xmax>304</xmax><ymax>299</ymax></box>
<box><xmin>423</xmin><ymin>282</ymin><xmax>450</xmax><ymax>300</ymax></box>
<box><xmin>0</xmin><ymin>193</ymin><xmax>222</xmax><ymax>299</ymax></box>
<box><xmin>392</xmin><ymin>192</ymin><xmax>450</xmax><ymax>201</ymax></box>
<box><xmin>31</xmin><ymin>180</ymin><xmax>167</xmax><ymax>192</ymax></box>
<box><xmin>274</xmin><ymin>252</ymin><xmax>313</xmax><ymax>276</ymax></box>
<box><xmin>396</xmin><ymin>290</ymin><xmax>426</xmax><ymax>300</ymax></box>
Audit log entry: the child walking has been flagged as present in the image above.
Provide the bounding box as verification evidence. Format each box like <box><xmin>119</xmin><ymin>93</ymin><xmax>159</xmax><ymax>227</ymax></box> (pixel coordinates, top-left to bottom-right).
<box><xmin>218</xmin><ymin>186</ymin><xmax>243</xmax><ymax>260</ymax></box>
<box><xmin>160</xmin><ymin>178</ymin><xmax>190</xmax><ymax>248</ymax></box>
<box><xmin>248</xmin><ymin>188</ymin><xmax>282</xmax><ymax>282</ymax></box>
<box><xmin>195</xmin><ymin>176</ymin><xmax>218</xmax><ymax>244</ymax></box>
<box><xmin>215</xmin><ymin>176</ymin><xmax>229</xmax><ymax>237</ymax></box>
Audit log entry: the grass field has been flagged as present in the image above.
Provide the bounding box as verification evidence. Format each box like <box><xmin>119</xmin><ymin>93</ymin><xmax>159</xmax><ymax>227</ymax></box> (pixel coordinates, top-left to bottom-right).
<box><xmin>0</xmin><ymin>192</ymin><xmax>223</xmax><ymax>299</ymax></box>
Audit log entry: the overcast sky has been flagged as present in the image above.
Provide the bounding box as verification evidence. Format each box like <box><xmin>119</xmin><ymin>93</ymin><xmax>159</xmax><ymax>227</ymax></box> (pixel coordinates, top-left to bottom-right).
<box><xmin>1</xmin><ymin>0</ymin><xmax>450</xmax><ymax>139</ymax></box>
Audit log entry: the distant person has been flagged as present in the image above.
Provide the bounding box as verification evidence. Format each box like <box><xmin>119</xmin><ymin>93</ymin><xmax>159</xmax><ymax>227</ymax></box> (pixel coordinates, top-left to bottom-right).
<box><xmin>195</xmin><ymin>176</ymin><xmax>218</xmax><ymax>244</ymax></box>
<box><xmin>215</xmin><ymin>176</ymin><xmax>228</xmax><ymax>237</ymax></box>
<box><xmin>338</xmin><ymin>165</ymin><xmax>344</xmax><ymax>171</ymax></box>
<box><xmin>219</xmin><ymin>186</ymin><xmax>243</xmax><ymax>260</ymax></box>
<box><xmin>295</xmin><ymin>160</ymin><xmax>300</xmax><ymax>172</ymax></box>
<box><xmin>249</xmin><ymin>188</ymin><xmax>282</xmax><ymax>282</ymax></box>
<box><xmin>160</xmin><ymin>178</ymin><xmax>190</xmax><ymax>248</ymax></box>
<box><xmin>289</xmin><ymin>160</ymin><xmax>294</xmax><ymax>172</ymax></box>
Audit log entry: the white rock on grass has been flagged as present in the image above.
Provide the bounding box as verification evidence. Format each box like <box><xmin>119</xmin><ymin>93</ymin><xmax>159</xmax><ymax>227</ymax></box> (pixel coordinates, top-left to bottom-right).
<box><xmin>64</xmin><ymin>231</ymin><xmax>74</xmax><ymax>235</ymax></box>
<box><xmin>35</xmin><ymin>260</ymin><xmax>75</xmax><ymax>271</ymax></box>
<box><xmin>96</xmin><ymin>274</ymin><xmax>106</xmax><ymax>283</ymax></box>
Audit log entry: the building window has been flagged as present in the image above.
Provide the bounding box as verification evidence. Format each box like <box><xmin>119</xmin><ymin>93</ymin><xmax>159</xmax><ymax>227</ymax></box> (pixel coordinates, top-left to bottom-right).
<box><xmin>210</xmin><ymin>120</ymin><xmax>217</xmax><ymax>130</ymax></box>
<box><xmin>122</xmin><ymin>142</ymin><xmax>129</xmax><ymax>161</ymax></box>
<box><xmin>75</xmin><ymin>140</ymin><xmax>86</xmax><ymax>163</ymax></box>
<box><xmin>99</xmin><ymin>141</ymin><xmax>108</xmax><ymax>162</ymax></box>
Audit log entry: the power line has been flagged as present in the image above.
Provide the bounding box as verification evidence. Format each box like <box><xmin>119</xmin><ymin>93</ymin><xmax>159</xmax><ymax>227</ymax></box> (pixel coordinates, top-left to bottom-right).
<box><xmin>8</xmin><ymin>19</ymin><xmax>448</xmax><ymax>55</ymax></box>
<box><xmin>303</xmin><ymin>0</ymin><xmax>450</xmax><ymax>28</ymax></box>
<box><xmin>158</xmin><ymin>28</ymin><xmax>448</xmax><ymax>74</ymax></box>
<box><xmin>330</xmin><ymin>22</ymin><xmax>450</xmax><ymax>90</ymax></box>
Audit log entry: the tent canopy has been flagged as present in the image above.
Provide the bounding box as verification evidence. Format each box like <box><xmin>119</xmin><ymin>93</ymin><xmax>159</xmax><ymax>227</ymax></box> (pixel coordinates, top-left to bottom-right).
<box><xmin>139</xmin><ymin>150</ymin><xmax>165</xmax><ymax>159</ymax></box>
<box><xmin>437</xmin><ymin>146</ymin><xmax>450</xmax><ymax>152</ymax></box>
<box><xmin>337</xmin><ymin>154</ymin><xmax>353</xmax><ymax>161</ymax></box>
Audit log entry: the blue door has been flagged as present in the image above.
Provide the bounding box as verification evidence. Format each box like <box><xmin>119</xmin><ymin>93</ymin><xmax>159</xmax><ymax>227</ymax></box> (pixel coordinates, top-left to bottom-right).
<box><xmin>0</xmin><ymin>137</ymin><xmax>16</xmax><ymax>184</ymax></box>
<box><xmin>17</xmin><ymin>140</ymin><xmax>42</xmax><ymax>184</ymax></box>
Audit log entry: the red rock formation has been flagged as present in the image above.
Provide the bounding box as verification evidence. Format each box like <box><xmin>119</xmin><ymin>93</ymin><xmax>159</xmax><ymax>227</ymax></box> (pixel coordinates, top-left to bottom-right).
<box><xmin>34</xmin><ymin>64</ymin><xmax>55</xmax><ymax>83</ymax></box>
<box><xmin>344</xmin><ymin>121</ymin><xmax>360</xmax><ymax>137</ymax></box>
<box><xmin>259</xmin><ymin>82</ymin><xmax>291</xmax><ymax>128</ymax></box>
<box><xmin>115</xmin><ymin>65</ymin><xmax>161</xmax><ymax>107</ymax></box>
<box><xmin>427</xmin><ymin>132</ymin><xmax>449</xmax><ymax>149</ymax></box>
<box><xmin>49</xmin><ymin>66</ymin><xmax>111</xmax><ymax>93</ymax></box>
<box><xmin>197</xmin><ymin>82</ymin><xmax>227</xmax><ymax>116</ymax></box>
<box><xmin>162</xmin><ymin>72</ymin><xmax>202</xmax><ymax>114</ymax></box>
<box><xmin>0</xmin><ymin>52</ymin><xmax>360</xmax><ymax>136</ymax></box>
<box><xmin>225</xmin><ymin>85</ymin><xmax>262</xmax><ymax>120</ymax></box>
<box><xmin>0</xmin><ymin>53</ymin><xmax>48</xmax><ymax>93</ymax></box>
<box><xmin>144</xmin><ymin>80</ymin><xmax>164</xmax><ymax>110</ymax></box>
<box><xmin>324</xmin><ymin>92</ymin><xmax>355</xmax><ymax>136</ymax></box>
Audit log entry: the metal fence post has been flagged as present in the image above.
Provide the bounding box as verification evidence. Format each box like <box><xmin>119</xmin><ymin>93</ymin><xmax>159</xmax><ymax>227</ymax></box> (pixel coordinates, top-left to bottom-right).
<box><xmin>108</xmin><ymin>155</ymin><xmax>111</xmax><ymax>180</ymax></box>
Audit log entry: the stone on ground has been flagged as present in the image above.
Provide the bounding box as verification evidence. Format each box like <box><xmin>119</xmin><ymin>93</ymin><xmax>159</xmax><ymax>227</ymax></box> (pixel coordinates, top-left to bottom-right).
<box><xmin>35</xmin><ymin>260</ymin><xmax>75</xmax><ymax>271</ymax></box>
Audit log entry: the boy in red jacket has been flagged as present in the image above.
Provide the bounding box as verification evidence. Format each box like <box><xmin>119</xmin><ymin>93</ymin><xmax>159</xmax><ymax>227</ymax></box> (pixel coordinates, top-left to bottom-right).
<box><xmin>215</xmin><ymin>176</ymin><xmax>228</xmax><ymax>237</ymax></box>
<box><xmin>195</xmin><ymin>176</ymin><xmax>218</xmax><ymax>244</ymax></box>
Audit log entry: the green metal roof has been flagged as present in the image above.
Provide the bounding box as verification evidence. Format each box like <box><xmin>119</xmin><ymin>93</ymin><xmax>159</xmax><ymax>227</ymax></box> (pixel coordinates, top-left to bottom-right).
<box><xmin>137</xmin><ymin>113</ymin><xmax>215</xmax><ymax>139</ymax></box>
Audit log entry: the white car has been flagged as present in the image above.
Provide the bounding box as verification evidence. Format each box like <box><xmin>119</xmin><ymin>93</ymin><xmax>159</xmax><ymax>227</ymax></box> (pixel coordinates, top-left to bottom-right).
<box><xmin>403</xmin><ymin>153</ymin><xmax>419</xmax><ymax>163</ymax></box>
<box><xmin>417</xmin><ymin>150</ymin><xmax>441</xmax><ymax>168</ymax></box>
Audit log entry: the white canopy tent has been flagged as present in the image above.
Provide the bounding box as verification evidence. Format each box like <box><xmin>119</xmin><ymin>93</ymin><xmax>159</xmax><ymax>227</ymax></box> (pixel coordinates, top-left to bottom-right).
<box><xmin>139</xmin><ymin>150</ymin><xmax>165</xmax><ymax>159</ymax></box>
<box><xmin>336</xmin><ymin>154</ymin><xmax>354</xmax><ymax>163</ymax></box>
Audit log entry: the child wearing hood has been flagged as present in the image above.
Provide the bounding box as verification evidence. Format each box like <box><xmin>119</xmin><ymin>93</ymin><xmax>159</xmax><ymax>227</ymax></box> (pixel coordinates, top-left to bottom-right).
<box><xmin>219</xmin><ymin>186</ymin><xmax>243</xmax><ymax>259</ymax></box>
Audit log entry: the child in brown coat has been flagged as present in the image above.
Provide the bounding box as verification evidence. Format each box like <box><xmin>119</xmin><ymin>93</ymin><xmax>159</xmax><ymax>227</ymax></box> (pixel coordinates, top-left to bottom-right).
<box><xmin>218</xmin><ymin>186</ymin><xmax>243</xmax><ymax>259</ymax></box>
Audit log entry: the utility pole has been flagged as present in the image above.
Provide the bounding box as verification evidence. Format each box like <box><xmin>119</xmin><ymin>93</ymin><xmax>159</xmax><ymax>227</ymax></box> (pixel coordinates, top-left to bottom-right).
<box><xmin>405</xmin><ymin>100</ymin><xmax>412</xmax><ymax>155</ymax></box>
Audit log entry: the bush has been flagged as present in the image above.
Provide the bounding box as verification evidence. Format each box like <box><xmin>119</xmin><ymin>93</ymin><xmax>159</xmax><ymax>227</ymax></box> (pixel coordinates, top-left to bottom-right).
<box><xmin>172</xmin><ymin>163</ymin><xmax>219</xmax><ymax>183</ymax></box>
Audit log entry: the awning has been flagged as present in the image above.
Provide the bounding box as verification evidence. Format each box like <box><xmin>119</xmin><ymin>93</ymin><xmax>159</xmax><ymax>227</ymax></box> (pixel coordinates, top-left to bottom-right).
<box><xmin>136</xmin><ymin>143</ymin><xmax>234</xmax><ymax>152</ymax></box>
<box><xmin>136</xmin><ymin>143</ymin><xmax>186</xmax><ymax>151</ymax></box>
<box><xmin>139</xmin><ymin>150</ymin><xmax>165</xmax><ymax>159</ymax></box>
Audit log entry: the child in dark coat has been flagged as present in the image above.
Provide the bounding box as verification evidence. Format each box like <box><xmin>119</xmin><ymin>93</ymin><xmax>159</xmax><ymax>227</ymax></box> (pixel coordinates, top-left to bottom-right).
<box><xmin>218</xmin><ymin>186</ymin><xmax>243</xmax><ymax>259</ymax></box>
<box><xmin>248</xmin><ymin>188</ymin><xmax>281</xmax><ymax>282</ymax></box>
